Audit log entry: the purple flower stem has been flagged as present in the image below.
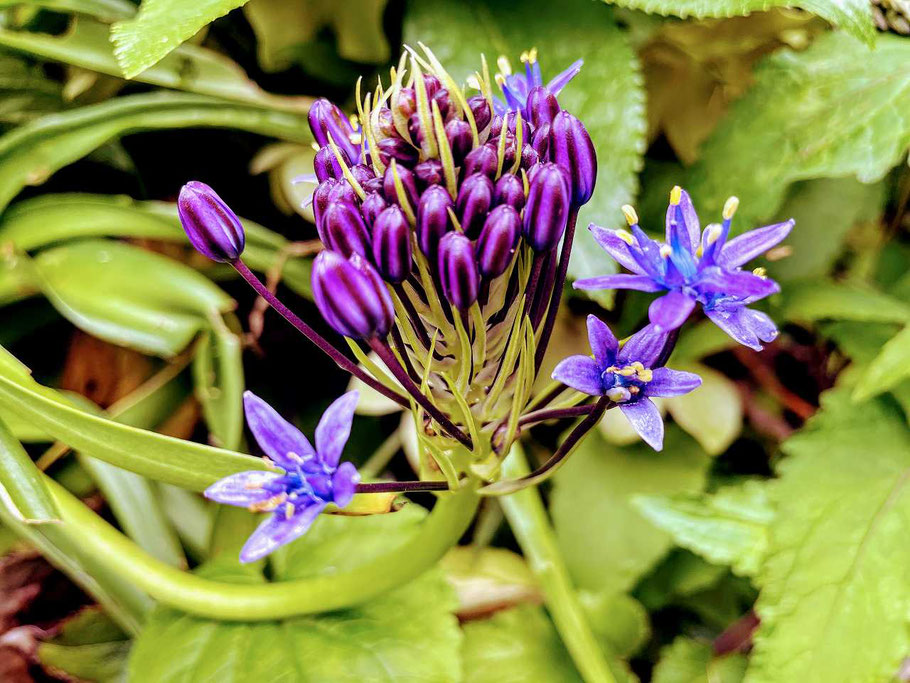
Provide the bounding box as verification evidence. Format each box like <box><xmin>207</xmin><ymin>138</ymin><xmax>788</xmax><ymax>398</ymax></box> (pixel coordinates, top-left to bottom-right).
<box><xmin>526</xmin><ymin>382</ymin><xmax>570</xmax><ymax>412</ymax></box>
<box><xmin>390</xmin><ymin>326</ymin><xmax>420</xmax><ymax>382</ymax></box>
<box><xmin>232</xmin><ymin>259</ymin><xmax>409</xmax><ymax>408</ymax></box>
<box><xmin>530</xmin><ymin>248</ymin><xmax>558</xmax><ymax>327</ymax></box>
<box><xmin>394</xmin><ymin>284</ymin><xmax>432</xmax><ymax>349</ymax></box>
<box><xmin>518</xmin><ymin>403</ymin><xmax>595</xmax><ymax>428</ymax></box>
<box><xmin>355</xmin><ymin>479</ymin><xmax>451</xmax><ymax>493</ymax></box>
<box><xmin>534</xmin><ymin>207</ymin><xmax>579</xmax><ymax>371</ymax></box>
<box><xmin>523</xmin><ymin>252</ymin><xmax>546</xmax><ymax>319</ymax></box>
<box><xmin>368</xmin><ymin>339</ymin><xmax>474</xmax><ymax>450</ymax></box>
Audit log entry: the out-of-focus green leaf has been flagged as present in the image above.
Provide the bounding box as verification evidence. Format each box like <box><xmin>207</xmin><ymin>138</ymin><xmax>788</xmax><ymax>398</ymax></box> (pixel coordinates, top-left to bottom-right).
<box><xmin>636</xmin><ymin>549</ymin><xmax>728</xmax><ymax>610</ymax></box>
<box><xmin>0</xmin><ymin>92</ymin><xmax>310</xmax><ymax>211</ymax></box>
<box><xmin>670</xmin><ymin>320</ymin><xmax>736</xmax><ymax>362</ymax></box>
<box><xmin>0</xmin><ymin>246</ymin><xmax>39</xmax><ymax>306</ymax></box>
<box><xmin>32</xmin><ymin>240</ymin><xmax>233</xmax><ymax>357</ymax></box>
<box><xmin>777</xmin><ymin>280</ymin><xmax>910</xmax><ymax>324</ymax></box>
<box><xmin>110</xmin><ymin>0</ymin><xmax>249</xmax><ymax>79</ymax></box>
<box><xmin>0</xmin><ymin>414</ymin><xmax>59</xmax><ymax>523</ymax></box>
<box><xmin>665</xmin><ymin>362</ymin><xmax>743</xmax><ymax>455</ymax></box>
<box><xmin>462</xmin><ymin>604</ymin><xmax>583</xmax><ymax>683</ymax></box>
<box><xmin>128</xmin><ymin>505</ymin><xmax>463</xmax><ymax>681</ymax></box>
<box><xmin>634</xmin><ymin>480</ymin><xmax>772</xmax><ymax>577</ymax></box>
<box><xmin>0</xmin><ymin>15</ymin><xmax>310</xmax><ymax>110</ymax></box>
<box><xmin>244</xmin><ymin>0</ymin><xmax>390</xmax><ymax>70</ymax></box>
<box><xmin>600</xmin><ymin>0</ymin><xmax>874</xmax><ymax>45</ymax></box>
<box><xmin>35</xmin><ymin>607</ymin><xmax>130</xmax><ymax>682</ymax></box>
<box><xmin>441</xmin><ymin>545</ymin><xmax>541</xmax><ymax>617</ymax></box>
<box><xmin>579</xmin><ymin>590</ymin><xmax>651</xmax><ymax>658</ymax></box>
<box><xmin>552</xmin><ymin>426</ymin><xmax>710</xmax><ymax>594</ymax></box>
<box><xmin>653</xmin><ymin>636</ymin><xmax>746</xmax><ymax>683</ymax></box>
<box><xmin>0</xmin><ymin>52</ymin><xmax>63</xmax><ymax>127</ymax></box>
<box><xmin>0</xmin><ymin>0</ymin><xmax>136</xmax><ymax>21</ymax></box>
<box><xmin>157</xmin><ymin>483</ymin><xmax>213</xmax><ymax>560</ymax></box>
<box><xmin>404</xmin><ymin>0</ymin><xmax>646</xmax><ymax>305</ymax></box>
<box><xmin>852</xmin><ymin>324</ymin><xmax>910</xmax><ymax>401</ymax></box>
<box><xmin>748</xmin><ymin>388</ymin><xmax>910</xmax><ymax>682</ymax></box>
<box><xmin>689</xmin><ymin>33</ymin><xmax>910</xmax><ymax>229</ymax></box>
<box><xmin>768</xmin><ymin>178</ymin><xmax>885</xmax><ymax>282</ymax></box>
<box><xmin>191</xmin><ymin>320</ymin><xmax>243</xmax><ymax>449</ymax></box>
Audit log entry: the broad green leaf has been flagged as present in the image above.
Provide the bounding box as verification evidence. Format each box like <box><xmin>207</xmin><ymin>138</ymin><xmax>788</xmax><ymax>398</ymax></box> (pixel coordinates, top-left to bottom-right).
<box><xmin>192</xmin><ymin>322</ymin><xmax>244</xmax><ymax>450</ymax></box>
<box><xmin>665</xmin><ymin>362</ymin><xmax>743</xmax><ymax>456</ymax></box>
<box><xmin>670</xmin><ymin>320</ymin><xmax>738</xmax><ymax>362</ymax></box>
<box><xmin>653</xmin><ymin>636</ymin><xmax>746</xmax><ymax>683</ymax></box>
<box><xmin>767</xmin><ymin>178</ymin><xmax>885</xmax><ymax>282</ymax></box>
<box><xmin>0</xmin><ymin>92</ymin><xmax>310</xmax><ymax>211</ymax></box>
<box><xmin>404</xmin><ymin>0</ymin><xmax>647</xmax><ymax>304</ymax></box>
<box><xmin>777</xmin><ymin>280</ymin><xmax>910</xmax><ymax>324</ymax></box>
<box><xmin>852</xmin><ymin>324</ymin><xmax>910</xmax><ymax>401</ymax></box>
<box><xmin>689</xmin><ymin>33</ymin><xmax>910</xmax><ymax>229</ymax></box>
<box><xmin>110</xmin><ymin>0</ymin><xmax>249</xmax><ymax>79</ymax></box>
<box><xmin>552</xmin><ymin>426</ymin><xmax>710</xmax><ymax>593</ymax></box>
<box><xmin>0</xmin><ymin>414</ymin><xmax>59</xmax><ymax>523</ymax></box>
<box><xmin>32</xmin><ymin>240</ymin><xmax>233</xmax><ymax>357</ymax></box>
<box><xmin>441</xmin><ymin>546</ymin><xmax>541</xmax><ymax>616</ymax></box>
<box><xmin>579</xmin><ymin>590</ymin><xmax>651</xmax><ymax>658</ymax></box>
<box><xmin>462</xmin><ymin>605</ymin><xmax>583</xmax><ymax>683</ymax></box>
<box><xmin>748</xmin><ymin>388</ymin><xmax>910</xmax><ymax>682</ymax></box>
<box><xmin>0</xmin><ymin>16</ymin><xmax>310</xmax><ymax>111</ymax></box>
<box><xmin>633</xmin><ymin>480</ymin><xmax>772</xmax><ymax>577</ymax></box>
<box><xmin>128</xmin><ymin>506</ymin><xmax>463</xmax><ymax>682</ymax></box>
<box><xmin>600</xmin><ymin>0</ymin><xmax>874</xmax><ymax>45</ymax></box>
<box><xmin>636</xmin><ymin>549</ymin><xmax>729</xmax><ymax>609</ymax></box>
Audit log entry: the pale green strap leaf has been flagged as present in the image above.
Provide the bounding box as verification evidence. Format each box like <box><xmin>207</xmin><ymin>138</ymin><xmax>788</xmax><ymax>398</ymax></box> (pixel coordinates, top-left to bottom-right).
<box><xmin>0</xmin><ymin>414</ymin><xmax>59</xmax><ymax>523</ymax></box>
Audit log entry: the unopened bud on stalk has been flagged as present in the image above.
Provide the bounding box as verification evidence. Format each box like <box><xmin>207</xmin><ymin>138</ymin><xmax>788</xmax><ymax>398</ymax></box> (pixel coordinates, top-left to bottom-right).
<box><xmin>178</xmin><ymin>181</ymin><xmax>245</xmax><ymax>262</ymax></box>
<box><xmin>494</xmin><ymin>173</ymin><xmax>526</xmax><ymax>211</ymax></box>
<box><xmin>549</xmin><ymin>110</ymin><xmax>597</xmax><ymax>206</ymax></box>
<box><xmin>376</xmin><ymin>136</ymin><xmax>419</xmax><ymax>167</ymax></box>
<box><xmin>525</xmin><ymin>86</ymin><xmax>560</xmax><ymax>128</ymax></box>
<box><xmin>417</xmin><ymin>185</ymin><xmax>454</xmax><ymax>259</ymax></box>
<box><xmin>462</xmin><ymin>145</ymin><xmax>498</xmax><ymax>179</ymax></box>
<box><xmin>383</xmin><ymin>164</ymin><xmax>419</xmax><ymax>210</ymax></box>
<box><xmin>312</xmin><ymin>251</ymin><xmax>394</xmax><ymax>339</ymax></box>
<box><xmin>308</xmin><ymin>98</ymin><xmax>361</xmax><ymax>164</ymax></box>
<box><xmin>523</xmin><ymin>162</ymin><xmax>570</xmax><ymax>252</ymax></box>
<box><xmin>468</xmin><ymin>95</ymin><xmax>492</xmax><ymax>132</ymax></box>
<box><xmin>456</xmin><ymin>173</ymin><xmax>494</xmax><ymax>238</ymax></box>
<box><xmin>439</xmin><ymin>232</ymin><xmax>480</xmax><ymax>309</ymax></box>
<box><xmin>372</xmin><ymin>206</ymin><xmax>413</xmax><ymax>284</ymax></box>
<box><xmin>445</xmin><ymin>119</ymin><xmax>472</xmax><ymax>165</ymax></box>
<box><xmin>414</xmin><ymin>159</ymin><xmax>444</xmax><ymax>189</ymax></box>
<box><xmin>476</xmin><ymin>205</ymin><xmax>521</xmax><ymax>278</ymax></box>
<box><xmin>321</xmin><ymin>200</ymin><xmax>372</xmax><ymax>260</ymax></box>
<box><xmin>314</xmin><ymin>146</ymin><xmax>350</xmax><ymax>183</ymax></box>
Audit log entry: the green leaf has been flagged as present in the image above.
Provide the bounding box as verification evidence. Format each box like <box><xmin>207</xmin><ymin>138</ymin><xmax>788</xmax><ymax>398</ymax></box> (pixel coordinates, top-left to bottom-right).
<box><xmin>633</xmin><ymin>479</ymin><xmax>773</xmax><ymax>577</ymax></box>
<box><xmin>600</xmin><ymin>0</ymin><xmax>874</xmax><ymax>45</ymax></box>
<box><xmin>403</xmin><ymin>0</ymin><xmax>647</xmax><ymax>304</ymax></box>
<box><xmin>32</xmin><ymin>240</ymin><xmax>233</xmax><ymax>357</ymax></box>
<box><xmin>552</xmin><ymin>426</ymin><xmax>711</xmax><ymax>594</ymax></box>
<box><xmin>110</xmin><ymin>0</ymin><xmax>250</xmax><ymax>79</ymax></box>
<box><xmin>462</xmin><ymin>605</ymin><xmax>583</xmax><ymax>683</ymax></box>
<box><xmin>747</xmin><ymin>388</ymin><xmax>910</xmax><ymax>682</ymax></box>
<box><xmin>777</xmin><ymin>280</ymin><xmax>910</xmax><ymax>324</ymax></box>
<box><xmin>0</xmin><ymin>92</ymin><xmax>310</xmax><ymax>211</ymax></box>
<box><xmin>0</xmin><ymin>16</ymin><xmax>309</xmax><ymax>110</ymax></box>
<box><xmin>665</xmin><ymin>362</ymin><xmax>743</xmax><ymax>456</ymax></box>
<box><xmin>128</xmin><ymin>506</ymin><xmax>463</xmax><ymax>682</ymax></box>
<box><xmin>653</xmin><ymin>636</ymin><xmax>746</xmax><ymax>683</ymax></box>
<box><xmin>579</xmin><ymin>590</ymin><xmax>651</xmax><ymax>659</ymax></box>
<box><xmin>0</xmin><ymin>414</ymin><xmax>59</xmax><ymax>523</ymax></box>
<box><xmin>192</xmin><ymin>321</ymin><xmax>244</xmax><ymax>450</ymax></box>
<box><xmin>852</xmin><ymin>324</ymin><xmax>910</xmax><ymax>401</ymax></box>
<box><xmin>37</xmin><ymin>610</ymin><xmax>131</xmax><ymax>683</ymax></box>
<box><xmin>689</xmin><ymin>33</ymin><xmax>910</xmax><ymax>228</ymax></box>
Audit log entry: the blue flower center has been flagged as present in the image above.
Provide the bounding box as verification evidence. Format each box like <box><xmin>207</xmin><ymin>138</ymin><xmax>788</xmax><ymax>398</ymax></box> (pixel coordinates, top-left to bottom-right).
<box><xmin>601</xmin><ymin>362</ymin><xmax>653</xmax><ymax>403</ymax></box>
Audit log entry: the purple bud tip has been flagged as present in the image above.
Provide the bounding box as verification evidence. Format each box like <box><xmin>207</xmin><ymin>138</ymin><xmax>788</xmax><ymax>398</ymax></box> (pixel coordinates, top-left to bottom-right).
<box><xmin>395</xmin><ymin>88</ymin><xmax>416</xmax><ymax>119</ymax></box>
<box><xmin>314</xmin><ymin>145</ymin><xmax>350</xmax><ymax>183</ymax></box>
<box><xmin>372</xmin><ymin>205</ymin><xmax>413</xmax><ymax>284</ymax></box>
<box><xmin>456</xmin><ymin>172</ymin><xmax>494</xmax><ymax>239</ymax></box>
<box><xmin>549</xmin><ymin>111</ymin><xmax>597</xmax><ymax>206</ymax></box>
<box><xmin>417</xmin><ymin>185</ymin><xmax>453</xmax><ymax>259</ymax></box>
<box><xmin>376</xmin><ymin>136</ymin><xmax>419</xmax><ymax>168</ymax></box>
<box><xmin>523</xmin><ymin>162</ymin><xmax>570</xmax><ymax>252</ymax></box>
<box><xmin>308</xmin><ymin>98</ymin><xmax>360</xmax><ymax>164</ymax></box>
<box><xmin>350</xmin><ymin>163</ymin><xmax>375</xmax><ymax>186</ymax></box>
<box><xmin>383</xmin><ymin>164</ymin><xmax>419</xmax><ymax>209</ymax></box>
<box><xmin>414</xmin><ymin>159</ymin><xmax>444</xmax><ymax>189</ymax></box>
<box><xmin>476</xmin><ymin>205</ymin><xmax>521</xmax><ymax>278</ymax></box>
<box><xmin>438</xmin><ymin>232</ymin><xmax>480</xmax><ymax>310</ymax></box>
<box><xmin>462</xmin><ymin>144</ymin><xmax>498</xmax><ymax>179</ymax></box>
<box><xmin>468</xmin><ymin>95</ymin><xmax>492</xmax><ymax>132</ymax></box>
<box><xmin>526</xmin><ymin>86</ymin><xmax>560</xmax><ymax>128</ymax></box>
<box><xmin>321</xmin><ymin>200</ymin><xmax>372</xmax><ymax>260</ymax></box>
<box><xmin>531</xmin><ymin>124</ymin><xmax>550</xmax><ymax>160</ymax></box>
<box><xmin>361</xmin><ymin>192</ymin><xmax>387</xmax><ymax>227</ymax></box>
<box><xmin>494</xmin><ymin>173</ymin><xmax>526</xmax><ymax>211</ymax></box>
<box><xmin>312</xmin><ymin>251</ymin><xmax>394</xmax><ymax>339</ymax></box>
<box><xmin>445</xmin><ymin>119</ymin><xmax>472</xmax><ymax>165</ymax></box>
<box><xmin>177</xmin><ymin>181</ymin><xmax>245</xmax><ymax>263</ymax></box>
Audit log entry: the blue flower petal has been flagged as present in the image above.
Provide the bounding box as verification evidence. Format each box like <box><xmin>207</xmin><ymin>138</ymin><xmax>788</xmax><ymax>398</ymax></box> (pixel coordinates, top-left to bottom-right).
<box><xmin>574</xmin><ymin>273</ymin><xmax>663</xmax><ymax>292</ymax></box>
<box><xmin>697</xmin><ymin>267</ymin><xmax>779</xmax><ymax>301</ymax></box>
<box><xmin>619</xmin><ymin>399</ymin><xmax>664</xmax><ymax>451</ymax></box>
<box><xmin>719</xmin><ymin>220</ymin><xmax>794</xmax><ymax>268</ymax></box>
<box><xmin>204</xmin><ymin>471</ymin><xmax>287</xmax><ymax>506</ymax></box>
<box><xmin>546</xmin><ymin>59</ymin><xmax>583</xmax><ymax>94</ymax></box>
<box><xmin>586</xmin><ymin>315</ymin><xmax>618</xmax><ymax>367</ymax></box>
<box><xmin>315</xmin><ymin>391</ymin><xmax>359</xmax><ymax>468</ymax></box>
<box><xmin>705</xmin><ymin>305</ymin><xmax>778</xmax><ymax>351</ymax></box>
<box><xmin>589</xmin><ymin>225</ymin><xmax>644</xmax><ymax>274</ymax></box>
<box><xmin>617</xmin><ymin>323</ymin><xmax>668</xmax><ymax>368</ymax></box>
<box><xmin>243</xmin><ymin>391</ymin><xmax>316</xmax><ymax>471</ymax></box>
<box><xmin>239</xmin><ymin>501</ymin><xmax>326</xmax><ymax>564</ymax></box>
<box><xmin>648</xmin><ymin>290</ymin><xmax>696</xmax><ymax>331</ymax></box>
<box><xmin>645</xmin><ymin>367</ymin><xmax>702</xmax><ymax>397</ymax></box>
<box><xmin>552</xmin><ymin>355</ymin><xmax>604</xmax><ymax>396</ymax></box>
<box><xmin>332</xmin><ymin>462</ymin><xmax>360</xmax><ymax>508</ymax></box>
<box><xmin>666</xmin><ymin>189</ymin><xmax>700</xmax><ymax>254</ymax></box>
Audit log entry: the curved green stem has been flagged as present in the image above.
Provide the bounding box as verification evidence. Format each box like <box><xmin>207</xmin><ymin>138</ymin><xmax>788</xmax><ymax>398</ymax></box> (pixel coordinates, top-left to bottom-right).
<box><xmin>43</xmin><ymin>477</ymin><xmax>479</xmax><ymax>620</ymax></box>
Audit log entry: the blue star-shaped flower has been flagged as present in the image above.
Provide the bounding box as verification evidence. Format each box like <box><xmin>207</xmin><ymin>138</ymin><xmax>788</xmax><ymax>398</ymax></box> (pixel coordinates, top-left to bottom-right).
<box><xmin>574</xmin><ymin>188</ymin><xmax>794</xmax><ymax>350</ymax></box>
<box><xmin>494</xmin><ymin>49</ymin><xmax>583</xmax><ymax>115</ymax></box>
<box><xmin>204</xmin><ymin>391</ymin><xmax>361</xmax><ymax>563</ymax></box>
<box><xmin>552</xmin><ymin>316</ymin><xmax>701</xmax><ymax>450</ymax></box>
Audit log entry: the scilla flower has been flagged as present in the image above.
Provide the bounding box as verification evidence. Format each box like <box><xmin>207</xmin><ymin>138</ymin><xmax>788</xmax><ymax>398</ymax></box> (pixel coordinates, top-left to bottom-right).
<box><xmin>552</xmin><ymin>316</ymin><xmax>701</xmax><ymax>450</ymax></box>
<box><xmin>493</xmin><ymin>49</ymin><xmax>583</xmax><ymax>116</ymax></box>
<box><xmin>574</xmin><ymin>187</ymin><xmax>794</xmax><ymax>350</ymax></box>
<box><xmin>204</xmin><ymin>391</ymin><xmax>360</xmax><ymax>563</ymax></box>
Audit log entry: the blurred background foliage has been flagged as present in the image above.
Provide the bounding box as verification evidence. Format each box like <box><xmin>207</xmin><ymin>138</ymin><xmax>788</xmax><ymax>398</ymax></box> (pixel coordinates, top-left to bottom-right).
<box><xmin>0</xmin><ymin>0</ymin><xmax>907</xmax><ymax>681</ymax></box>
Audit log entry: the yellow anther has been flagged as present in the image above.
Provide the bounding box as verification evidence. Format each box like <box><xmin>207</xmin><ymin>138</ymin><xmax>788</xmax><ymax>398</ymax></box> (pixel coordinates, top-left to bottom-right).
<box><xmin>621</xmin><ymin>204</ymin><xmax>638</xmax><ymax>226</ymax></box>
<box><xmin>310</xmin><ymin>142</ymin><xmax>320</xmax><ymax>151</ymax></box>
<box><xmin>723</xmin><ymin>196</ymin><xmax>739</xmax><ymax>220</ymax></box>
<box><xmin>348</xmin><ymin>114</ymin><xmax>360</xmax><ymax>127</ymax></box>
<box><xmin>753</xmin><ymin>267</ymin><xmax>767</xmax><ymax>278</ymax></box>
<box><xmin>704</xmin><ymin>223</ymin><xmax>722</xmax><ymax>245</ymax></box>
<box><xmin>243</xmin><ymin>482</ymin><xmax>262</xmax><ymax>490</ymax></box>
<box><xmin>349</xmin><ymin>132</ymin><xmax>363</xmax><ymax>145</ymax></box>
<box><xmin>618</xmin><ymin>367</ymin><xmax>637</xmax><ymax>377</ymax></box>
<box><xmin>285</xmin><ymin>502</ymin><xmax>295</xmax><ymax>519</ymax></box>
<box><xmin>520</xmin><ymin>48</ymin><xmax>538</xmax><ymax>64</ymax></box>
<box><xmin>249</xmin><ymin>493</ymin><xmax>287</xmax><ymax>513</ymax></box>
<box><xmin>660</xmin><ymin>244</ymin><xmax>673</xmax><ymax>259</ymax></box>
<box><xmin>638</xmin><ymin>369</ymin><xmax>653</xmax><ymax>382</ymax></box>
<box><xmin>630</xmin><ymin>361</ymin><xmax>645</xmax><ymax>372</ymax></box>
<box><xmin>670</xmin><ymin>185</ymin><xmax>682</xmax><ymax>205</ymax></box>
<box><xmin>629</xmin><ymin>386</ymin><xmax>640</xmax><ymax>394</ymax></box>
<box><xmin>466</xmin><ymin>75</ymin><xmax>481</xmax><ymax>90</ymax></box>
<box><xmin>496</xmin><ymin>55</ymin><xmax>512</xmax><ymax>76</ymax></box>
<box><xmin>494</xmin><ymin>73</ymin><xmax>507</xmax><ymax>88</ymax></box>
<box><xmin>614</xmin><ymin>229</ymin><xmax>635</xmax><ymax>246</ymax></box>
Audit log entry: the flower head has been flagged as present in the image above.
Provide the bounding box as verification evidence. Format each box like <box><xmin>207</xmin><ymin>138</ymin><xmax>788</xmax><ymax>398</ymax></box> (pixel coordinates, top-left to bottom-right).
<box><xmin>205</xmin><ymin>391</ymin><xmax>361</xmax><ymax>563</ymax></box>
<box><xmin>552</xmin><ymin>316</ymin><xmax>701</xmax><ymax>450</ymax></box>
<box><xmin>493</xmin><ymin>49</ymin><xmax>583</xmax><ymax>117</ymax></box>
<box><xmin>178</xmin><ymin>181</ymin><xmax>245</xmax><ymax>262</ymax></box>
<box><xmin>574</xmin><ymin>188</ymin><xmax>794</xmax><ymax>350</ymax></box>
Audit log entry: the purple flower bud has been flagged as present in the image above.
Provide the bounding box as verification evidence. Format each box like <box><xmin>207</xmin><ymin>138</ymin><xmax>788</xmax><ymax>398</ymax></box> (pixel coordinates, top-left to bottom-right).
<box><xmin>395</xmin><ymin>88</ymin><xmax>416</xmax><ymax>119</ymax></box>
<box><xmin>476</xmin><ymin>205</ymin><xmax>520</xmax><ymax>278</ymax></box>
<box><xmin>531</xmin><ymin>124</ymin><xmax>550</xmax><ymax>160</ymax></box>
<box><xmin>376</xmin><ymin>136</ymin><xmax>419</xmax><ymax>168</ymax></box>
<box><xmin>372</xmin><ymin>206</ymin><xmax>412</xmax><ymax>284</ymax></box>
<box><xmin>494</xmin><ymin>173</ymin><xmax>526</xmax><ymax>211</ymax></box>
<box><xmin>521</xmin><ymin>144</ymin><xmax>539</xmax><ymax>170</ymax></box>
<box><xmin>523</xmin><ymin>162</ymin><xmax>570</xmax><ymax>252</ymax></box>
<box><xmin>362</xmin><ymin>176</ymin><xmax>384</xmax><ymax>194</ymax></box>
<box><xmin>321</xmin><ymin>200</ymin><xmax>372</xmax><ymax>260</ymax></box>
<box><xmin>526</xmin><ymin>86</ymin><xmax>559</xmax><ymax>128</ymax></box>
<box><xmin>438</xmin><ymin>232</ymin><xmax>480</xmax><ymax>310</ymax></box>
<box><xmin>383</xmin><ymin>164</ymin><xmax>419</xmax><ymax>210</ymax></box>
<box><xmin>462</xmin><ymin>144</ymin><xmax>498</xmax><ymax>179</ymax></box>
<box><xmin>414</xmin><ymin>159</ymin><xmax>444</xmax><ymax>189</ymax></box>
<box><xmin>489</xmin><ymin>132</ymin><xmax>517</xmax><ymax>169</ymax></box>
<box><xmin>314</xmin><ymin>146</ymin><xmax>350</xmax><ymax>183</ymax></box>
<box><xmin>423</xmin><ymin>74</ymin><xmax>442</xmax><ymax>98</ymax></box>
<box><xmin>445</xmin><ymin>119</ymin><xmax>472</xmax><ymax>165</ymax></box>
<box><xmin>178</xmin><ymin>181</ymin><xmax>245</xmax><ymax>262</ymax></box>
<box><xmin>456</xmin><ymin>173</ymin><xmax>494</xmax><ymax>239</ymax></box>
<box><xmin>433</xmin><ymin>89</ymin><xmax>451</xmax><ymax>120</ymax></box>
<box><xmin>361</xmin><ymin>192</ymin><xmax>387</xmax><ymax>227</ymax></box>
<box><xmin>468</xmin><ymin>95</ymin><xmax>492</xmax><ymax>132</ymax></box>
<box><xmin>328</xmin><ymin>179</ymin><xmax>358</xmax><ymax>205</ymax></box>
<box><xmin>376</xmin><ymin>107</ymin><xmax>396</xmax><ymax>137</ymax></box>
<box><xmin>407</xmin><ymin>113</ymin><xmax>425</xmax><ymax>149</ymax></box>
<box><xmin>417</xmin><ymin>185</ymin><xmax>453</xmax><ymax>258</ymax></box>
<box><xmin>313</xmin><ymin>179</ymin><xmax>337</xmax><ymax>235</ymax></box>
<box><xmin>312</xmin><ymin>251</ymin><xmax>394</xmax><ymax>339</ymax></box>
<box><xmin>350</xmin><ymin>163</ymin><xmax>375</xmax><ymax>186</ymax></box>
<box><xmin>549</xmin><ymin>111</ymin><xmax>597</xmax><ymax>206</ymax></box>
<box><xmin>308</xmin><ymin>98</ymin><xmax>360</xmax><ymax>164</ymax></box>
<box><xmin>506</xmin><ymin>112</ymin><xmax>531</xmax><ymax>144</ymax></box>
